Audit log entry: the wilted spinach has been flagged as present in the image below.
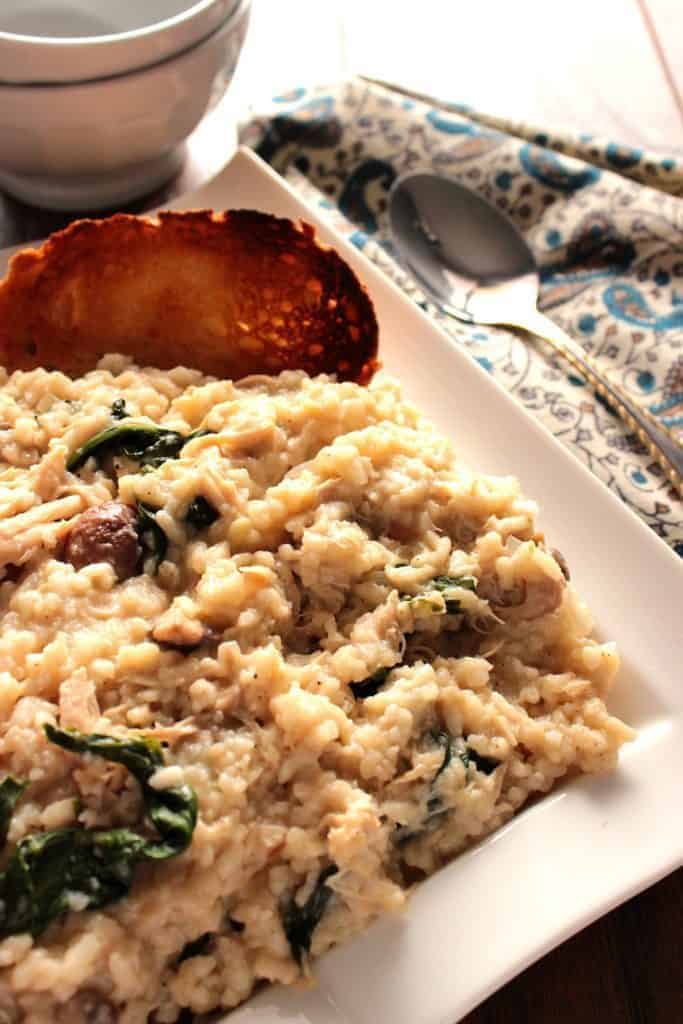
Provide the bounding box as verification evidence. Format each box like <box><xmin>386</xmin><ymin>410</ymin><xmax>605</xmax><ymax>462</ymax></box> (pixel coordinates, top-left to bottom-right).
<box><xmin>137</xmin><ymin>503</ymin><xmax>168</xmax><ymax>572</ymax></box>
<box><xmin>395</xmin><ymin>731</ymin><xmax>499</xmax><ymax>847</ymax></box>
<box><xmin>110</xmin><ymin>398</ymin><xmax>129</xmax><ymax>420</ymax></box>
<box><xmin>185</xmin><ymin>496</ymin><xmax>219</xmax><ymax>531</ymax></box>
<box><xmin>0</xmin><ymin>776</ymin><xmax>27</xmax><ymax>848</ymax></box>
<box><xmin>46</xmin><ymin>727</ymin><xmax>197</xmax><ymax>858</ymax></box>
<box><xmin>399</xmin><ymin>575</ymin><xmax>477</xmax><ymax>615</ymax></box>
<box><xmin>454</xmin><ymin>737</ymin><xmax>500</xmax><ymax>776</ymax></box>
<box><xmin>395</xmin><ymin>732</ymin><xmax>451</xmax><ymax>845</ymax></box>
<box><xmin>352</xmin><ymin>582</ymin><xmax>479</xmax><ymax>701</ymax></box>
<box><xmin>0</xmin><ymin>727</ymin><xmax>197</xmax><ymax>940</ymax></box>
<box><xmin>430</xmin><ymin>575</ymin><xmax>477</xmax><ymax>614</ymax></box>
<box><xmin>431</xmin><ymin>730</ymin><xmax>453</xmax><ymax>783</ymax></box>
<box><xmin>280</xmin><ymin>865</ymin><xmax>338</xmax><ymax>966</ymax></box>
<box><xmin>349</xmin><ymin>666</ymin><xmax>391</xmax><ymax>699</ymax></box>
<box><xmin>433</xmin><ymin>732</ymin><xmax>499</xmax><ymax>780</ymax></box>
<box><xmin>68</xmin><ymin>423</ymin><xmax>209</xmax><ymax>473</ymax></box>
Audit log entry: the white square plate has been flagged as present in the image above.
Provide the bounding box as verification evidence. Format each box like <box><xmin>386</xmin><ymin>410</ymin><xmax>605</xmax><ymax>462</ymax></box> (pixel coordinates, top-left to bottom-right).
<box><xmin>2</xmin><ymin>148</ymin><xmax>681</xmax><ymax>1024</ymax></box>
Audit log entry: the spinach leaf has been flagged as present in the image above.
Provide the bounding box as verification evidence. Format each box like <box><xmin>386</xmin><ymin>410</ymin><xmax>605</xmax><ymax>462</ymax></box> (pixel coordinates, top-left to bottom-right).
<box><xmin>281</xmin><ymin>865</ymin><xmax>338</xmax><ymax>966</ymax></box>
<box><xmin>460</xmin><ymin>743</ymin><xmax>500</xmax><ymax>776</ymax></box>
<box><xmin>430</xmin><ymin>732</ymin><xmax>500</xmax><ymax>781</ymax></box>
<box><xmin>399</xmin><ymin>575</ymin><xmax>477</xmax><ymax>614</ymax></box>
<box><xmin>395</xmin><ymin>733</ymin><xmax>451</xmax><ymax>846</ymax></box>
<box><xmin>431</xmin><ymin>730</ymin><xmax>453</xmax><ymax>782</ymax></box>
<box><xmin>349</xmin><ymin>666</ymin><xmax>391</xmax><ymax>699</ymax></box>
<box><xmin>45</xmin><ymin>726</ymin><xmax>197</xmax><ymax>859</ymax></box>
<box><xmin>135</xmin><ymin>428</ymin><xmax>209</xmax><ymax>469</ymax></box>
<box><xmin>185</xmin><ymin>496</ymin><xmax>219</xmax><ymax>531</ymax></box>
<box><xmin>0</xmin><ymin>777</ymin><xmax>27</xmax><ymax>848</ymax></box>
<box><xmin>398</xmin><ymin>593</ymin><xmax>443</xmax><ymax>613</ymax></box>
<box><xmin>110</xmin><ymin>398</ymin><xmax>128</xmax><ymax>420</ymax></box>
<box><xmin>395</xmin><ymin>732</ymin><xmax>498</xmax><ymax>847</ymax></box>
<box><xmin>425</xmin><ymin>731</ymin><xmax>457</xmax><ymax>814</ymax></box>
<box><xmin>137</xmin><ymin>503</ymin><xmax>168</xmax><ymax>572</ymax></box>
<box><xmin>432</xmin><ymin>575</ymin><xmax>477</xmax><ymax>592</ymax></box>
<box><xmin>68</xmin><ymin>423</ymin><xmax>209</xmax><ymax>473</ymax></box>
<box><xmin>0</xmin><ymin>825</ymin><xmax>142</xmax><ymax>939</ymax></box>
<box><xmin>177</xmin><ymin>932</ymin><xmax>214</xmax><ymax>963</ymax></box>
<box><xmin>430</xmin><ymin>575</ymin><xmax>477</xmax><ymax>614</ymax></box>
<box><xmin>46</xmin><ymin>726</ymin><xmax>166</xmax><ymax>778</ymax></box>
<box><xmin>0</xmin><ymin>728</ymin><xmax>197</xmax><ymax>940</ymax></box>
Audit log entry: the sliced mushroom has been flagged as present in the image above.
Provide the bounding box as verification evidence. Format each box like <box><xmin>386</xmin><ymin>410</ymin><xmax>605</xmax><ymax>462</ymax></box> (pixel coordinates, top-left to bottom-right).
<box><xmin>479</xmin><ymin>573</ymin><xmax>565</xmax><ymax>622</ymax></box>
<box><xmin>551</xmin><ymin>547</ymin><xmax>571</xmax><ymax>581</ymax></box>
<box><xmin>63</xmin><ymin>501</ymin><xmax>141</xmax><ymax>580</ymax></box>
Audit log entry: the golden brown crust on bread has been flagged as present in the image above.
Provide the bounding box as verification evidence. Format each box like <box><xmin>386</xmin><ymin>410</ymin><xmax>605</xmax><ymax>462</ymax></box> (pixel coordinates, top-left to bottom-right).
<box><xmin>0</xmin><ymin>210</ymin><xmax>379</xmax><ymax>383</ymax></box>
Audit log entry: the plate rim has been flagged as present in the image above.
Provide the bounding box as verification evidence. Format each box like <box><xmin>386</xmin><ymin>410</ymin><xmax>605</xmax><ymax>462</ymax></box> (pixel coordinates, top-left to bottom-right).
<box><xmin>1</xmin><ymin>146</ymin><xmax>681</xmax><ymax>1024</ymax></box>
<box><xmin>172</xmin><ymin>148</ymin><xmax>683</xmax><ymax>1023</ymax></box>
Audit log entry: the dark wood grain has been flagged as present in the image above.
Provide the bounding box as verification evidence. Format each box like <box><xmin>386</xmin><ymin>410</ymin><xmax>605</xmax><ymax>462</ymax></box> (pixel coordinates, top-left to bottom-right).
<box><xmin>461</xmin><ymin>868</ymin><xmax>682</xmax><ymax>1024</ymax></box>
<box><xmin>0</xmin><ymin>159</ymin><xmax>681</xmax><ymax>1024</ymax></box>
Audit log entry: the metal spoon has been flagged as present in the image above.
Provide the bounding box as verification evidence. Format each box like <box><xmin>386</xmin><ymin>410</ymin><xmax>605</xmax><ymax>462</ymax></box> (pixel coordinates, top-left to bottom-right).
<box><xmin>389</xmin><ymin>171</ymin><xmax>683</xmax><ymax>493</ymax></box>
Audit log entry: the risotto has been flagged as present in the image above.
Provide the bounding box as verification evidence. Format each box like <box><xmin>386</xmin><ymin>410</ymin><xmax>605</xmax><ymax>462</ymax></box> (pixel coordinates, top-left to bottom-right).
<box><xmin>0</xmin><ymin>361</ymin><xmax>633</xmax><ymax>1023</ymax></box>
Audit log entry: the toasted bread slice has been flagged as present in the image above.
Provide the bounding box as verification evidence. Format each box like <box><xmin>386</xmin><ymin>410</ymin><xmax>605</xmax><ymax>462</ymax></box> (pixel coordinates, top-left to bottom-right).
<box><xmin>0</xmin><ymin>210</ymin><xmax>379</xmax><ymax>383</ymax></box>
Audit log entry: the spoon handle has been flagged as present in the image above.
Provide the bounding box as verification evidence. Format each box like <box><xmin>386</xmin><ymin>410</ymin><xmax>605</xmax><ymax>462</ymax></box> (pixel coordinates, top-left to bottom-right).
<box><xmin>513</xmin><ymin>309</ymin><xmax>683</xmax><ymax>494</ymax></box>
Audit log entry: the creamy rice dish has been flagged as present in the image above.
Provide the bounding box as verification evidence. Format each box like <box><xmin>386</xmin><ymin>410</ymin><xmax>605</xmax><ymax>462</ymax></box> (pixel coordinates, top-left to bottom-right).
<box><xmin>0</xmin><ymin>361</ymin><xmax>633</xmax><ymax>1023</ymax></box>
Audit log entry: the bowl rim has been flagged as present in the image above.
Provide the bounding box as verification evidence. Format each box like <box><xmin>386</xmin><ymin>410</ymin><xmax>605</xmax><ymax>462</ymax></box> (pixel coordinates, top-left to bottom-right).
<box><xmin>0</xmin><ymin>0</ymin><xmax>239</xmax><ymax>48</ymax></box>
<box><xmin>0</xmin><ymin>0</ymin><xmax>245</xmax><ymax>86</ymax></box>
<box><xmin>0</xmin><ymin>0</ymin><xmax>250</xmax><ymax>91</ymax></box>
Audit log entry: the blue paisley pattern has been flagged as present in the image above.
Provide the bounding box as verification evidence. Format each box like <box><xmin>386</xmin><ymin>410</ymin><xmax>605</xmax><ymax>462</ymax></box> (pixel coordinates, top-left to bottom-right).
<box><xmin>240</xmin><ymin>78</ymin><xmax>683</xmax><ymax>554</ymax></box>
<box><xmin>338</xmin><ymin>159</ymin><xmax>396</xmax><ymax>233</ymax></box>
<box><xmin>426</xmin><ymin>109</ymin><xmax>480</xmax><ymax>135</ymax></box>
<box><xmin>603</xmin><ymin>283</ymin><xmax>683</xmax><ymax>330</ymax></box>
<box><xmin>605</xmin><ymin>142</ymin><xmax>643</xmax><ymax>170</ymax></box>
<box><xmin>519</xmin><ymin>144</ymin><xmax>601</xmax><ymax>192</ymax></box>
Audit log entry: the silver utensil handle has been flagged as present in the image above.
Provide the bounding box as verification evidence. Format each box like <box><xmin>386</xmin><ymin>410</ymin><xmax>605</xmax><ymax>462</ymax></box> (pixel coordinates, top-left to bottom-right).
<box><xmin>515</xmin><ymin>310</ymin><xmax>683</xmax><ymax>493</ymax></box>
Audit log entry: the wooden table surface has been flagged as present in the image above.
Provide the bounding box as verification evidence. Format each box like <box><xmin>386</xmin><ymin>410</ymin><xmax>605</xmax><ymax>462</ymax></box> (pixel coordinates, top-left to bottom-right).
<box><xmin>1</xmin><ymin>1</ymin><xmax>681</xmax><ymax>1019</ymax></box>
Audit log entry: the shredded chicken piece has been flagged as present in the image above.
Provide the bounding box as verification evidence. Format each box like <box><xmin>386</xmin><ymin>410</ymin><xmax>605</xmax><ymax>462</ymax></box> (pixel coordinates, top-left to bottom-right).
<box><xmin>137</xmin><ymin>719</ymin><xmax>199</xmax><ymax>744</ymax></box>
<box><xmin>0</xmin><ymin>447</ymin><xmax>69</xmax><ymax>518</ymax></box>
<box><xmin>34</xmin><ymin>446</ymin><xmax>69</xmax><ymax>501</ymax></box>
<box><xmin>153</xmin><ymin>605</ymin><xmax>206</xmax><ymax>648</ymax></box>
<box><xmin>0</xmin><ymin>494</ymin><xmax>84</xmax><ymax>540</ymax></box>
<box><xmin>59</xmin><ymin>672</ymin><xmax>100</xmax><ymax>732</ymax></box>
<box><xmin>200</xmin><ymin>461</ymin><xmax>240</xmax><ymax>510</ymax></box>
<box><xmin>350</xmin><ymin>594</ymin><xmax>402</xmax><ymax>653</ymax></box>
<box><xmin>191</xmin><ymin>423</ymin><xmax>275</xmax><ymax>458</ymax></box>
<box><xmin>0</xmin><ymin>494</ymin><xmax>85</xmax><ymax>568</ymax></box>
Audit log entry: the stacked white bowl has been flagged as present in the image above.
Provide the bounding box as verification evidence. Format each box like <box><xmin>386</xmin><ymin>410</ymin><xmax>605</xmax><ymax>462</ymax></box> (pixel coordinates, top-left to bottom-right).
<box><xmin>0</xmin><ymin>0</ymin><xmax>252</xmax><ymax>209</ymax></box>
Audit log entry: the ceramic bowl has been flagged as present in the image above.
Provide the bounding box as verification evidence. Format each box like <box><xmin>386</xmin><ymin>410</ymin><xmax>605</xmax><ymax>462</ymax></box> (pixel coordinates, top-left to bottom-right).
<box><xmin>0</xmin><ymin>0</ymin><xmax>242</xmax><ymax>84</ymax></box>
<box><xmin>0</xmin><ymin>0</ymin><xmax>251</xmax><ymax>210</ymax></box>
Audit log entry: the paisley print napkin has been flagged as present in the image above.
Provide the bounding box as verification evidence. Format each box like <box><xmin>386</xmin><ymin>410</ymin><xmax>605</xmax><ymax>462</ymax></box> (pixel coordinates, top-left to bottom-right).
<box><xmin>240</xmin><ymin>77</ymin><xmax>683</xmax><ymax>553</ymax></box>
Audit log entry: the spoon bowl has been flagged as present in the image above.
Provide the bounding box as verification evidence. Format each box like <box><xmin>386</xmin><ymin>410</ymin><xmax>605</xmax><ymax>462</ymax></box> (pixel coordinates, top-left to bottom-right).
<box><xmin>390</xmin><ymin>171</ymin><xmax>534</xmax><ymax>302</ymax></box>
<box><xmin>389</xmin><ymin>171</ymin><xmax>682</xmax><ymax>492</ymax></box>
